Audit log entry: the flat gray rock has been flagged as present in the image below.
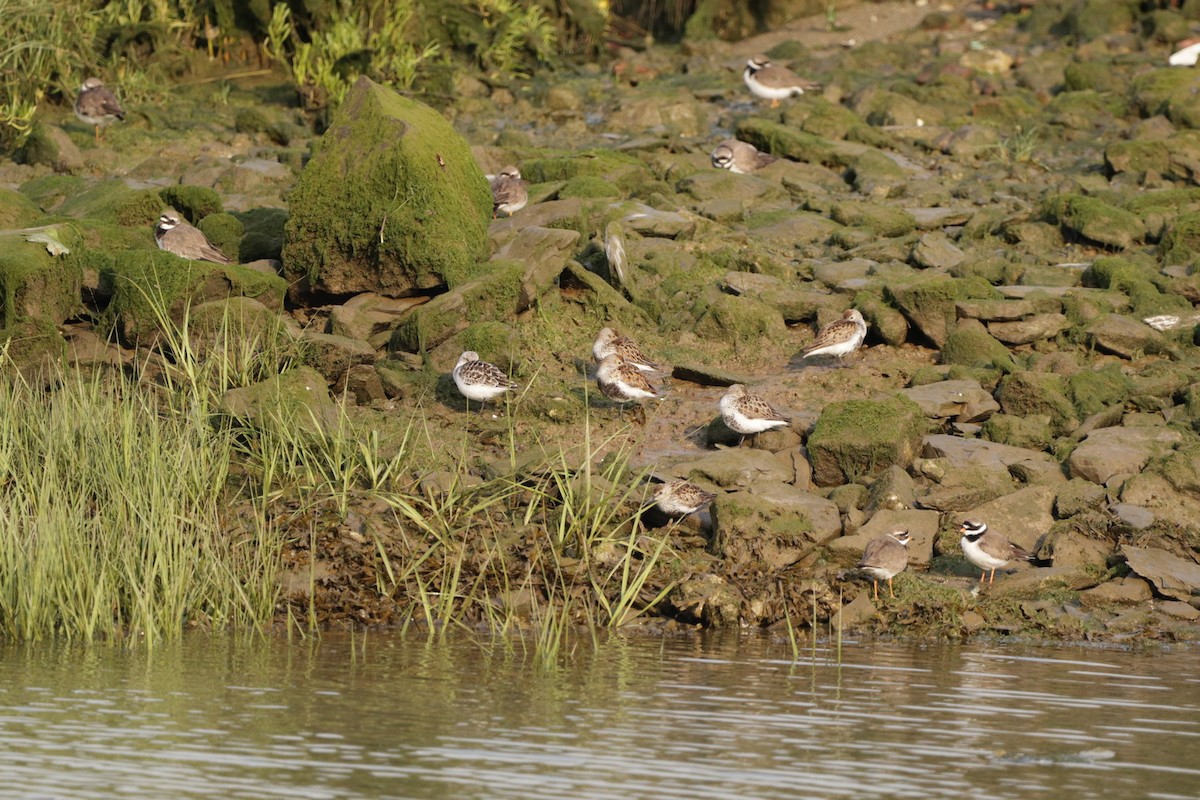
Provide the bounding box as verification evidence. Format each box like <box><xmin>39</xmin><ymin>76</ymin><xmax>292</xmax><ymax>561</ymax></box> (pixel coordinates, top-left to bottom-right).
<box><xmin>988</xmin><ymin>313</ymin><xmax>1071</xmax><ymax>345</ymax></box>
<box><xmin>1068</xmin><ymin>426</ymin><xmax>1183</xmax><ymax>485</ymax></box>
<box><xmin>923</xmin><ymin>433</ymin><xmax>1056</xmax><ymax>469</ymax></box>
<box><xmin>1122</xmin><ymin>545</ymin><xmax>1200</xmax><ymax>600</ymax></box>
<box><xmin>901</xmin><ymin>379</ymin><xmax>999</xmax><ymax>422</ymax></box>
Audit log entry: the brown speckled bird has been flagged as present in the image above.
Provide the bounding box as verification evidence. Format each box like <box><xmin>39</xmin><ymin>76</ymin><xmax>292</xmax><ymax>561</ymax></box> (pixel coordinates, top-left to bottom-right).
<box><xmin>154</xmin><ymin>210</ymin><xmax>231</xmax><ymax>264</ymax></box>
<box><xmin>74</xmin><ymin>78</ymin><xmax>125</xmax><ymax>143</ymax></box>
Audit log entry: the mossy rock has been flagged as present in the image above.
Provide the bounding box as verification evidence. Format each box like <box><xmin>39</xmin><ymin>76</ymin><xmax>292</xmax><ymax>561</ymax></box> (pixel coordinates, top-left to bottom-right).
<box><xmin>996</xmin><ymin>371</ymin><xmax>1079</xmax><ymax>435</ymax></box>
<box><xmin>783</xmin><ymin>97</ymin><xmax>896</xmax><ymax>148</ymax></box>
<box><xmin>19</xmin><ymin>174</ymin><xmax>87</xmax><ymax>213</ymax></box>
<box><xmin>1159</xmin><ymin>212</ymin><xmax>1200</xmax><ymax>265</ymax></box>
<box><xmin>1063</xmin><ymin>61</ymin><xmax>1120</xmax><ymax>93</ymax></box>
<box><xmin>692</xmin><ymin>292</ymin><xmax>787</xmax><ymax>344</ymax></box>
<box><xmin>1047</xmin><ymin>90</ymin><xmax>1129</xmax><ymax>130</ymax></box>
<box><xmin>709</xmin><ymin>490</ymin><xmax>821</xmax><ymax>570</ymax></box>
<box><xmin>980</xmin><ymin>413</ymin><xmax>1053</xmax><ymax>451</ymax></box>
<box><xmin>1105</xmin><ymin>140</ymin><xmax>1171</xmax><ymax>177</ymax></box>
<box><xmin>0</xmin><ymin>318</ymin><xmax>67</xmax><ymax>373</ymax></box>
<box><xmin>100</xmin><ymin>249</ymin><xmax>287</xmax><ymax>342</ymax></box>
<box><xmin>1085</xmin><ymin>255</ymin><xmax>1188</xmax><ymax>317</ymax></box>
<box><xmin>0</xmin><ymin>225</ymin><xmax>84</xmax><ymax>329</ymax></box>
<box><xmin>522</xmin><ymin>149</ymin><xmax>651</xmax><ymax>195</ymax></box>
<box><xmin>734</xmin><ymin>118</ymin><xmax>844</xmax><ymax>167</ymax></box>
<box><xmin>807</xmin><ymin>394</ymin><xmax>926</xmax><ymax>487</ymax></box>
<box><xmin>848</xmin><ymin>149</ymin><xmax>907</xmax><ymax>198</ymax></box>
<box><xmin>559</xmin><ymin>175</ymin><xmax>622</xmax><ymax>200</ymax></box>
<box><xmin>159</xmin><ymin>185</ymin><xmax>224</xmax><ymax>222</ymax></box>
<box><xmin>1067</xmin><ymin>0</ymin><xmax>1137</xmax><ymax>41</ymax></box>
<box><xmin>1130</xmin><ymin>67</ymin><xmax>1200</xmax><ymax>127</ymax></box>
<box><xmin>940</xmin><ymin>319</ymin><xmax>1017</xmax><ymax>371</ymax></box>
<box><xmin>234</xmin><ymin>207</ymin><xmax>288</xmax><ymax>262</ymax></box>
<box><xmin>220</xmin><ymin>366</ymin><xmax>338</xmax><ymax>432</ymax></box>
<box><xmin>455</xmin><ymin>320</ymin><xmax>519</xmax><ymax>366</ymax></box>
<box><xmin>886</xmin><ymin>275</ymin><xmax>999</xmax><ymax>348</ymax></box>
<box><xmin>282</xmin><ymin>76</ymin><xmax>491</xmax><ymax>297</ymax></box>
<box><xmin>56</xmin><ymin>179</ymin><xmax>162</xmax><ymax>227</ymax></box>
<box><xmin>1068</xmin><ymin>363</ymin><xmax>1132</xmax><ymax>417</ymax></box>
<box><xmin>1047</xmin><ymin>194</ymin><xmax>1143</xmax><ymax>250</ymax></box>
<box><xmin>0</xmin><ymin>187</ymin><xmax>45</xmax><ymax>228</ymax></box>
<box><xmin>189</xmin><ymin>213</ymin><xmax>241</xmax><ymax>264</ymax></box>
<box><xmin>830</xmin><ymin>201</ymin><xmax>916</xmax><ymax>237</ymax></box>
<box><xmin>390</xmin><ymin>261</ymin><xmax>525</xmax><ymax>353</ymax></box>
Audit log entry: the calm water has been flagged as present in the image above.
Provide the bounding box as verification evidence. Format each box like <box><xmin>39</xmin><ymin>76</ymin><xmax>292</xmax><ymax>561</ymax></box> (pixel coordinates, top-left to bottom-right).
<box><xmin>0</xmin><ymin>633</ymin><xmax>1197</xmax><ymax>799</ymax></box>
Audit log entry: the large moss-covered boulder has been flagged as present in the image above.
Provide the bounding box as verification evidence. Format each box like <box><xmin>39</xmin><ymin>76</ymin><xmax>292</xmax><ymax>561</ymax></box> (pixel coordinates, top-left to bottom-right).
<box><xmin>282</xmin><ymin>76</ymin><xmax>491</xmax><ymax>297</ymax></box>
<box><xmin>807</xmin><ymin>394</ymin><xmax>926</xmax><ymax>487</ymax></box>
<box><xmin>0</xmin><ymin>225</ymin><xmax>84</xmax><ymax>330</ymax></box>
<box><xmin>996</xmin><ymin>371</ymin><xmax>1078</xmax><ymax>436</ymax></box>
<box><xmin>886</xmin><ymin>275</ymin><xmax>998</xmax><ymax>348</ymax></box>
<box><xmin>0</xmin><ymin>187</ymin><xmax>44</xmax><ymax>228</ymax></box>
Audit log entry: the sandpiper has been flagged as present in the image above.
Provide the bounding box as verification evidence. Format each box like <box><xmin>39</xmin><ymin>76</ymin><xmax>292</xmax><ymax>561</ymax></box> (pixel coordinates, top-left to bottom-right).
<box><xmin>719</xmin><ymin>384</ymin><xmax>788</xmax><ymax>443</ymax></box>
<box><xmin>452</xmin><ymin>351</ymin><xmax>518</xmax><ymax>410</ymax></box>
<box><xmin>710</xmin><ymin>139</ymin><xmax>777</xmax><ymax>174</ymax></box>
<box><xmin>595</xmin><ymin>354</ymin><xmax>657</xmax><ymax>422</ymax></box>
<box><xmin>743</xmin><ymin>55</ymin><xmax>821</xmax><ymax>107</ymax></box>
<box><xmin>593</xmin><ymin>327</ymin><xmax>658</xmax><ymax>372</ymax></box>
<box><xmin>154</xmin><ymin>210</ymin><xmax>232</xmax><ymax>263</ymax></box>
<box><xmin>801</xmin><ymin>309</ymin><xmax>868</xmax><ymax>366</ymax></box>
<box><xmin>858</xmin><ymin>529</ymin><xmax>911</xmax><ymax>600</ymax></box>
<box><xmin>958</xmin><ymin>520</ymin><xmax>1034</xmax><ymax>586</ymax></box>
<box><xmin>74</xmin><ymin>78</ymin><xmax>125</xmax><ymax>143</ymax></box>
<box><xmin>490</xmin><ymin>166</ymin><xmax>528</xmax><ymax>217</ymax></box>
<box><xmin>653</xmin><ymin>479</ymin><xmax>716</xmax><ymax>517</ymax></box>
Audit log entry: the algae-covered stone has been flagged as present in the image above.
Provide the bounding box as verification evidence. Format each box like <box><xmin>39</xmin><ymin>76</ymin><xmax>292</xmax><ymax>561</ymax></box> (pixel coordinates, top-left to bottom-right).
<box><xmin>1086</xmin><ymin>314</ymin><xmax>1173</xmax><ymax>358</ymax></box>
<box><xmin>235</xmin><ymin>207</ymin><xmax>288</xmax><ymax>262</ymax></box>
<box><xmin>220</xmin><ymin>366</ymin><xmax>338</xmax><ymax>431</ymax></box>
<box><xmin>0</xmin><ymin>226</ymin><xmax>84</xmax><ymax>330</ymax></box>
<box><xmin>996</xmin><ymin>371</ymin><xmax>1078</xmax><ymax>436</ymax></box>
<box><xmin>282</xmin><ymin>77</ymin><xmax>491</xmax><ymax>296</ymax></box>
<box><xmin>808</xmin><ymin>394</ymin><xmax>926</xmax><ymax>486</ymax></box>
<box><xmin>100</xmin><ymin>249</ymin><xmax>287</xmax><ymax>341</ymax></box>
<box><xmin>734</xmin><ymin>117</ymin><xmax>851</xmax><ymax>168</ymax></box>
<box><xmin>1131</xmin><ymin>67</ymin><xmax>1200</xmax><ymax>127</ymax></box>
<box><xmin>692</xmin><ymin>292</ymin><xmax>787</xmax><ymax>344</ymax></box>
<box><xmin>710</xmin><ymin>489</ymin><xmax>826</xmax><ymax>571</ymax></box>
<box><xmin>197</xmin><ymin>213</ymin><xmax>244</xmax><ymax>263</ymax></box>
<box><xmin>0</xmin><ymin>187</ymin><xmax>44</xmax><ymax>229</ymax></box>
<box><xmin>1049</xmin><ymin>195</ymin><xmax>1143</xmax><ymax>250</ymax></box>
<box><xmin>1068</xmin><ymin>363</ymin><xmax>1132</xmax><ymax>417</ymax></box>
<box><xmin>57</xmin><ymin>179</ymin><xmax>162</xmax><ymax>227</ymax></box>
<box><xmin>980</xmin><ymin>413</ymin><xmax>1052</xmax><ymax>451</ymax></box>
<box><xmin>159</xmin><ymin>185</ymin><xmax>223</xmax><ymax>221</ymax></box>
<box><xmin>848</xmin><ymin>150</ymin><xmax>907</xmax><ymax>198</ymax></box>
<box><xmin>20</xmin><ymin>123</ymin><xmax>83</xmax><ymax>174</ymax></box>
<box><xmin>830</xmin><ymin>201</ymin><xmax>916</xmax><ymax>237</ymax></box>
<box><xmin>1159</xmin><ymin>212</ymin><xmax>1200</xmax><ymax>265</ymax></box>
<box><xmin>888</xmin><ymin>276</ymin><xmax>999</xmax><ymax>348</ymax></box>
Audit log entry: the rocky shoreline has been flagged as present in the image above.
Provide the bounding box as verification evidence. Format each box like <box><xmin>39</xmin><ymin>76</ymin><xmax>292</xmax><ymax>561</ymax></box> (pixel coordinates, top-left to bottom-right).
<box><xmin>4</xmin><ymin>0</ymin><xmax>1200</xmax><ymax>642</ymax></box>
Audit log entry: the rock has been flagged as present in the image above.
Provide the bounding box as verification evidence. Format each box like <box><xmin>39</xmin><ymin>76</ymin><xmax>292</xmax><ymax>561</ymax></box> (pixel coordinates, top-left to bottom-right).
<box><xmin>301</xmin><ymin>330</ymin><xmax>377</xmax><ymax>382</ymax></box>
<box><xmin>1121</xmin><ymin>545</ymin><xmax>1200</xmax><ymax>600</ymax></box>
<box><xmin>20</xmin><ymin>124</ymin><xmax>83</xmax><ymax>174</ymax></box>
<box><xmin>335</xmin><ymin>363</ymin><xmax>386</xmax><ymax>404</ymax></box>
<box><xmin>669</xmin><ymin>448</ymin><xmax>793</xmax><ymax>489</ymax></box>
<box><xmin>490</xmin><ymin>198</ymin><xmax>584</xmax><ymax>234</ymax></box>
<box><xmin>831</xmin><ymin>201</ymin><xmax>917</xmax><ymax>237</ymax></box>
<box><xmin>1044</xmin><ymin>526</ymin><xmax>1114</xmax><ymax>569</ymax></box>
<box><xmin>807</xmin><ymin>394</ymin><xmax>926</xmax><ymax>487</ymax></box>
<box><xmin>329</xmin><ymin>292</ymin><xmax>427</xmax><ymax>346</ymax></box>
<box><xmin>282</xmin><ymin>77</ymin><xmax>491</xmax><ymax>297</ymax></box>
<box><xmin>986</xmin><ymin>565</ymin><xmax>1097</xmax><ymax>598</ymax></box>
<box><xmin>1053</xmin><ymin>195</ymin><xmax>1143</xmax><ymax>250</ymax></box>
<box><xmin>746</xmin><ymin>483</ymin><xmax>841</xmax><ymax>539</ymax></box>
<box><xmin>918</xmin><ymin>462</ymin><xmax>1017</xmax><ymax>512</ymax></box>
<box><xmin>1159</xmin><ymin>601</ymin><xmax>1200</xmax><ymax>620</ymax></box>
<box><xmin>987</xmin><ymin>313</ymin><xmax>1070</xmax><ymax>345</ymax></box>
<box><xmin>940</xmin><ymin>318</ymin><xmax>1017</xmax><ymax>370</ymax></box>
<box><xmin>679</xmin><ymin>171</ymin><xmax>779</xmax><ymax>204</ymax></box>
<box><xmin>849</xmin><ymin>149</ymin><xmax>908</xmax><ymax>198</ymax></box>
<box><xmin>1079</xmin><ymin>577</ymin><xmax>1153</xmax><ymax>607</ymax></box>
<box><xmin>900</xmin><ymin>379</ymin><xmax>999</xmax><ymax>422</ymax></box>
<box><xmin>1086</xmin><ymin>314</ymin><xmax>1174</xmax><ymax>358</ymax></box>
<box><xmin>711</xmin><ymin>490</ymin><xmax>824</xmax><ymax>571</ymax></box>
<box><xmin>910</xmin><ymin>231</ymin><xmax>965</xmax><ymax>270</ymax></box>
<box><xmin>863</xmin><ymin>465</ymin><xmax>917</xmax><ymax>516</ymax></box>
<box><xmin>828</xmin><ymin>508</ymin><xmax>940</xmax><ymax>567</ymax></box>
<box><xmin>887</xmin><ymin>276</ymin><xmax>997</xmax><ymax>348</ymax></box>
<box><xmin>1054</xmin><ymin>478</ymin><xmax>1107</xmax><ymax>518</ymax></box>
<box><xmin>693</xmin><ymin>293</ymin><xmax>787</xmax><ymax>343</ymax></box>
<box><xmin>832</xmin><ymin>591</ymin><xmax>876</xmax><ymax>630</ymax></box>
<box><xmin>956</xmin><ymin>298</ymin><xmax>1048</xmax><ymax>322</ymax></box>
<box><xmin>619</xmin><ymin>202</ymin><xmax>696</xmax><ymax>239</ymax></box>
<box><xmin>922</xmin><ymin>433</ymin><xmax>1058</xmax><ymax>472</ymax></box>
<box><xmin>980</xmin><ymin>413</ymin><xmax>1052</xmax><ymax>451</ymax></box>
<box><xmin>1109</xmin><ymin>503</ymin><xmax>1154</xmax><ymax>529</ymax></box>
<box><xmin>668</xmin><ymin>573</ymin><xmax>742</xmax><ymax>627</ymax></box>
<box><xmin>856</xmin><ymin>295</ymin><xmax>909</xmax><ymax>346</ymax></box>
<box><xmin>997</xmin><ymin>371</ymin><xmax>1078</xmax><ymax>436</ymax></box>
<box><xmin>0</xmin><ymin>225</ymin><xmax>83</xmax><ymax>331</ymax></box>
<box><xmin>1068</xmin><ymin>426</ymin><xmax>1183</xmax><ymax>485</ymax></box>
<box><xmin>220</xmin><ymin>366</ymin><xmax>338</xmax><ymax>430</ymax></box>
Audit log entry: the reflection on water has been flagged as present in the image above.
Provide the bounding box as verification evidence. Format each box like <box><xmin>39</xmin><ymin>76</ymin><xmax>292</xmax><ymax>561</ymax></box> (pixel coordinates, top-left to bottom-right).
<box><xmin>0</xmin><ymin>633</ymin><xmax>1197</xmax><ymax>799</ymax></box>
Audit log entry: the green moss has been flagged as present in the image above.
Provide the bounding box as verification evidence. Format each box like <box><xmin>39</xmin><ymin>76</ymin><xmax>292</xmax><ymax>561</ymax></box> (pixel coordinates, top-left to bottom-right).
<box><xmin>1105</xmin><ymin>140</ymin><xmax>1171</xmax><ymax>176</ymax></box>
<box><xmin>1085</xmin><ymin>255</ymin><xmax>1188</xmax><ymax>317</ymax></box>
<box><xmin>970</xmin><ymin>94</ymin><xmax>1040</xmax><ymax>128</ymax></box>
<box><xmin>233</xmin><ymin>207</ymin><xmax>288</xmax><ymax>262</ymax></box>
<box><xmin>0</xmin><ymin>226</ymin><xmax>84</xmax><ymax>329</ymax></box>
<box><xmin>0</xmin><ymin>187</ymin><xmax>44</xmax><ymax>228</ymax></box>
<box><xmin>159</xmin><ymin>185</ymin><xmax>224</xmax><ymax>222</ymax></box>
<box><xmin>980</xmin><ymin>413</ymin><xmax>1052</xmax><ymax>450</ymax></box>
<box><xmin>220</xmin><ymin>366</ymin><xmax>336</xmax><ymax>429</ymax></box>
<box><xmin>57</xmin><ymin>179</ymin><xmax>160</xmax><ymax>227</ymax></box>
<box><xmin>997</xmin><ymin>371</ymin><xmax>1079</xmax><ymax>435</ymax></box>
<box><xmin>1068</xmin><ymin>363</ymin><xmax>1133</xmax><ymax>417</ymax></box>
<box><xmin>559</xmin><ymin>175</ymin><xmax>621</xmax><ymax>200</ymax></box>
<box><xmin>18</xmin><ymin>174</ymin><xmax>86</xmax><ymax>213</ymax></box>
<box><xmin>101</xmin><ymin>249</ymin><xmax>287</xmax><ymax>341</ymax></box>
<box><xmin>457</xmin><ymin>321</ymin><xmax>517</xmax><ymax>363</ymax></box>
<box><xmin>390</xmin><ymin>261</ymin><xmax>525</xmax><ymax>353</ymax></box>
<box><xmin>522</xmin><ymin>149</ymin><xmax>650</xmax><ymax>195</ymax></box>
<box><xmin>783</xmin><ymin>97</ymin><xmax>894</xmax><ymax>148</ymax></box>
<box><xmin>1049</xmin><ymin>195</ymin><xmax>1143</xmax><ymax>250</ymax></box>
<box><xmin>807</xmin><ymin>394</ymin><xmax>926</xmax><ymax>486</ymax></box>
<box><xmin>734</xmin><ymin>118</ymin><xmax>843</xmax><ymax>167</ymax></box>
<box><xmin>691</xmin><ymin>292</ymin><xmax>786</xmax><ymax>344</ymax></box>
<box><xmin>830</xmin><ymin>201</ymin><xmax>916</xmax><ymax>237</ymax></box>
<box><xmin>197</xmin><ymin>213</ymin><xmax>244</xmax><ymax>263</ymax></box>
<box><xmin>281</xmin><ymin>77</ymin><xmax>492</xmax><ymax>294</ymax></box>
<box><xmin>1159</xmin><ymin>212</ymin><xmax>1200</xmax><ymax>265</ymax></box>
<box><xmin>941</xmin><ymin>320</ymin><xmax>1018</xmax><ymax>370</ymax></box>
<box><xmin>1067</xmin><ymin>0</ymin><xmax>1137</xmax><ymax>41</ymax></box>
<box><xmin>1063</xmin><ymin>61</ymin><xmax>1118</xmax><ymax>92</ymax></box>
<box><xmin>1131</xmin><ymin>67</ymin><xmax>1200</xmax><ymax>126</ymax></box>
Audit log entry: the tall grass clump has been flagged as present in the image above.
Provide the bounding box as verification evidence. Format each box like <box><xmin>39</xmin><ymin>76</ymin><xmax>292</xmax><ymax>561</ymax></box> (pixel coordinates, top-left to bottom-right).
<box><xmin>0</xmin><ymin>365</ymin><xmax>282</xmax><ymax>642</ymax></box>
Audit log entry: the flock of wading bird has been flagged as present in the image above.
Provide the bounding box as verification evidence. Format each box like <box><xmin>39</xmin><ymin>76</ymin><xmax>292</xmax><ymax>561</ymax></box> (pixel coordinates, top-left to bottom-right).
<box><xmin>450</xmin><ymin>316</ymin><xmax>1037</xmax><ymax>602</ymax></box>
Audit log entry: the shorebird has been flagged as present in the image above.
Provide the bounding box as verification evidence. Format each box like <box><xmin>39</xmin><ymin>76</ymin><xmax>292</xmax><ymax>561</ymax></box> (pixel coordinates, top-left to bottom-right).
<box><xmin>958</xmin><ymin>520</ymin><xmax>1034</xmax><ymax>586</ymax></box>
<box><xmin>719</xmin><ymin>384</ymin><xmax>788</xmax><ymax>444</ymax></box>
<box><xmin>74</xmin><ymin>78</ymin><xmax>125</xmax><ymax>142</ymax></box>
<box><xmin>743</xmin><ymin>55</ymin><xmax>821</xmax><ymax>107</ymax></box>
<box><xmin>490</xmin><ymin>166</ymin><xmax>527</xmax><ymax>217</ymax></box>
<box><xmin>801</xmin><ymin>309</ymin><xmax>868</xmax><ymax>366</ymax></box>
<box><xmin>710</xmin><ymin>139</ymin><xmax>777</xmax><ymax>174</ymax></box>
<box><xmin>452</xmin><ymin>351</ymin><xmax>518</xmax><ymax>411</ymax></box>
<box><xmin>653</xmin><ymin>479</ymin><xmax>716</xmax><ymax>518</ymax></box>
<box><xmin>592</xmin><ymin>327</ymin><xmax>658</xmax><ymax>372</ymax></box>
<box><xmin>154</xmin><ymin>210</ymin><xmax>231</xmax><ymax>263</ymax></box>
<box><xmin>858</xmin><ymin>529</ymin><xmax>911</xmax><ymax>600</ymax></box>
<box><xmin>595</xmin><ymin>354</ymin><xmax>658</xmax><ymax>422</ymax></box>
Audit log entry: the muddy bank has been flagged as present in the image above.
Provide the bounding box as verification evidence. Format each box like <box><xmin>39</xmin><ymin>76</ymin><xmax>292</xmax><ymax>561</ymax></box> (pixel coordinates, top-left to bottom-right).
<box><xmin>5</xmin><ymin>0</ymin><xmax>1200</xmax><ymax>642</ymax></box>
